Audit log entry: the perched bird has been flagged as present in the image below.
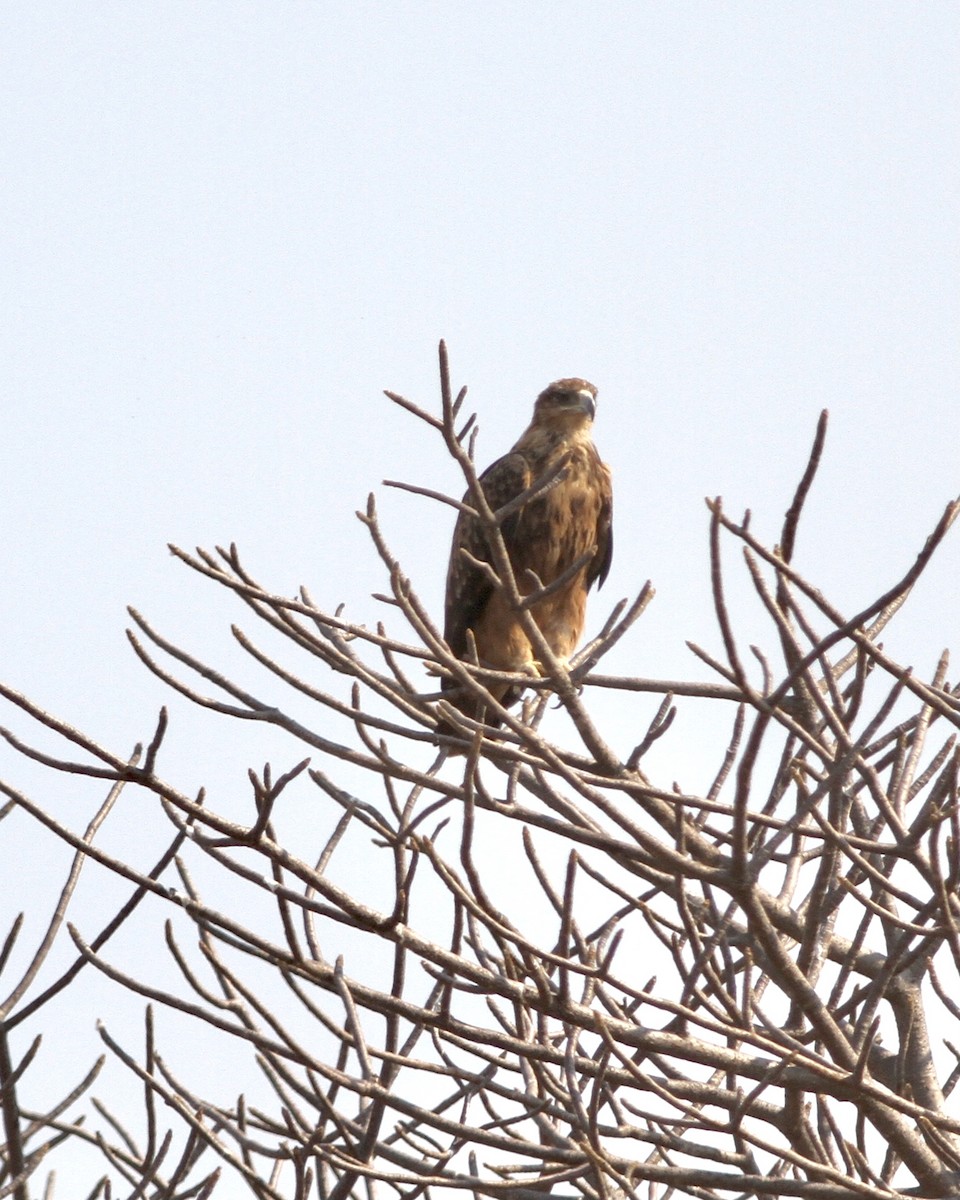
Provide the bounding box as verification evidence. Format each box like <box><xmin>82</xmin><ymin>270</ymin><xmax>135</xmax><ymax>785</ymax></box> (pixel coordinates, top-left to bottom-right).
<box><xmin>437</xmin><ymin>378</ymin><xmax>612</xmax><ymax>739</ymax></box>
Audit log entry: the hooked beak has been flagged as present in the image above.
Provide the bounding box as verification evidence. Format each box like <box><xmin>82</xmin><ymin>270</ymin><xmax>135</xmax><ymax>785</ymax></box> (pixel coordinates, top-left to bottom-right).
<box><xmin>576</xmin><ymin>389</ymin><xmax>597</xmax><ymax>420</ymax></box>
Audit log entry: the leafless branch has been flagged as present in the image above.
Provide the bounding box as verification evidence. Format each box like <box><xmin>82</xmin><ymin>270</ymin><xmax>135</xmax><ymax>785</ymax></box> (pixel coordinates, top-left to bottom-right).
<box><xmin>1</xmin><ymin>348</ymin><xmax>959</xmax><ymax>1199</ymax></box>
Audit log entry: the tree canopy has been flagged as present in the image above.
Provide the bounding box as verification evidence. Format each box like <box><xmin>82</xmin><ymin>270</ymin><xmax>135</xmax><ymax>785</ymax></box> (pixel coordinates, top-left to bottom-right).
<box><xmin>3</xmin><ymin>346</ymin><xmax>960</xmax><ymax>1200</ymax></box>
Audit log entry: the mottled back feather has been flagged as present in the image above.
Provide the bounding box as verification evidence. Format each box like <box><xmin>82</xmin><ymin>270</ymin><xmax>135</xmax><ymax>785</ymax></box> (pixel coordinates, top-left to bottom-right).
<box><xmin>443</xmin><ymin>451</ymin><xmax>532</xmax><ymax>661</ymax></box>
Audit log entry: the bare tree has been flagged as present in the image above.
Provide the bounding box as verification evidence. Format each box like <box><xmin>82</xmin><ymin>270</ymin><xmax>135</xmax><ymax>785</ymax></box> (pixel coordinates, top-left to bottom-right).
<box><xmin>3</xmin><ymin>344</ymin><xmax>960</xmax><ymax>1199</ymax></box>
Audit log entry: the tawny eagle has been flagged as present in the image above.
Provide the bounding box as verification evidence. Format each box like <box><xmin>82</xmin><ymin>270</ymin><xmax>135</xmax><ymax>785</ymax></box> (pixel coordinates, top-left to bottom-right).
<box><xmin>438</xmin><ymin>378</ymin><xmax>612</xmax><ymax>737</ymax></box>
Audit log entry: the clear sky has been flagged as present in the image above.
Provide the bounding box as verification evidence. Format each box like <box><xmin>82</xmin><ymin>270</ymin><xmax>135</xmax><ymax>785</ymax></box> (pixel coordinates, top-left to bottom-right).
<box><xmin>0</xmin><ymin>2</ymin><xmax>958</xmax><ymax>1187</ymax></box>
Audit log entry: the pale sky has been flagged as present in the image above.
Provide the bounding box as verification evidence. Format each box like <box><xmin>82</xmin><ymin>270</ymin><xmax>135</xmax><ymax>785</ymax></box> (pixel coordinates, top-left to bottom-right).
<box><xmin>1</xmin><ymin>2</ymin><xmax>958</xmax><ymax>1189</ymax></box>
<box><xmin>3</xmin><ymin>4</ymin><xmax>958</xmax><ymax>724</ymax></box>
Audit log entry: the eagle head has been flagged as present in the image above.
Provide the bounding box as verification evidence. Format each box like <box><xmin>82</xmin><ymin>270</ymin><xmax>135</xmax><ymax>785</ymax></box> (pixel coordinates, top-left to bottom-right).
<box><xmin>533</xmin><ymin>378</ymin><xmax>598</xmax><ymax>426</ymax></box>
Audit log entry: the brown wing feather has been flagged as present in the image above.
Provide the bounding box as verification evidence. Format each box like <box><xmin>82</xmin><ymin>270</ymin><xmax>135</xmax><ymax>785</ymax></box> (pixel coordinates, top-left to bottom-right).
<box><xmin>586</xmin><ymin>450</ymin><xmax>613</xmax><ymax>591</ymax></box>
<box><xmin>504</xmin><ymin>442</ymin><xmax>611</xmax><ymax>596</ymax></box>
<box><xmin>443</xmin><ymin>451</ymin><xmax>532</xmax><ymax>661</ymax></box>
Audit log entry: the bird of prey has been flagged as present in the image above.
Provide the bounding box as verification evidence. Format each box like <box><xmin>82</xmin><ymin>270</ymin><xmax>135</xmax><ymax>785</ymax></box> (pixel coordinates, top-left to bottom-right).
<box><xmin>438</xmin><ymin>378</ymin><xmax>612</xmax><ymax>737</ymax></box>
